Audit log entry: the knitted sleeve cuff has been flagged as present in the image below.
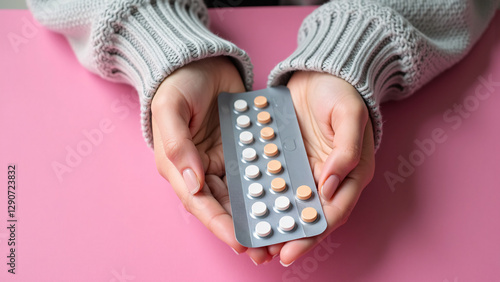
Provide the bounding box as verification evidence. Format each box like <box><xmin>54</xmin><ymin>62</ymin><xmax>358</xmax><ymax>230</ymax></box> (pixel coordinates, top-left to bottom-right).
<box><xmin>91</xmin><ymin>0</ymin><xmax>253</xmax><ymax>148</ymax></box>
<box><xmin>267</xmin><ymin>1</ymin><xmax>424</xmax><ymax>150</ymax></box>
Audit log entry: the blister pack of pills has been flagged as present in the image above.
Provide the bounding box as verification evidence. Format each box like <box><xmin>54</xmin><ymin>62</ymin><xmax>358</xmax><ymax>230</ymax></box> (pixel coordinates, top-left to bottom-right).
<box><xmin>218</xmin><ymin>86</ymin><xmax>327</xmax><ymax>248</ymax></box>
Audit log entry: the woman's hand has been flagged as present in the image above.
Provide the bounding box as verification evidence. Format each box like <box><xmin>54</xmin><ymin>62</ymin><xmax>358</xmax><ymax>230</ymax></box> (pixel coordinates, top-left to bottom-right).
<box><xmin>152</xmin><ymin>57</ymin><xmax>246</xmax><ymax>251</ymax></box>
<box><xmin>151</xmin><ymin>57</ymin><xmax>272</xmax><ymax>263</ymax></box>
<box><xmin>275</xmin><ymin>71</ymin><xmax>376</xmax><ymax>265</ymax></box>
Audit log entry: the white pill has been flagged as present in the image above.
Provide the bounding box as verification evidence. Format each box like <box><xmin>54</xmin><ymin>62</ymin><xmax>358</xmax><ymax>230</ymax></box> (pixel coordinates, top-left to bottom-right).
<box><xmin>239</xmin><ymin>131</ymin><xmax>253</xmax><ymax>144</ymax></box>
<box><xmin>234</xmin><ymin>99</ymin><xmax>248</xmax><ymax>112</ymax></box>
<box><xmin>275</xmin><ymin>196</ymin><xmax>290</xmax><ymax>211</ymax></box>
<box><xmin>242</xmin><ymin>148</ymin><xmax>257</xmax><ymax>161</ymax></box>
<box><xmin>255</xmin><ymin>221</ymin><xmax>272</xmax><ymax>237</ymax></box>
<box><xmin>236</xmin><ymin>115</ymin><xmax>251</xmax><ymax>128</ymax></box>
<box><xmin>252</xmin><ymin>201</ymin><xmax>267</xmax><ymax>217</ymax></box>
<box><xmin>279</xmin><ymin>216</ymin><xmax>296</xmax><ymax>232</ymax></box>
<box><xmin>245</xmin><ymin>165</ymin><xmax>260</xmax><ymax>179</ymax></box>
<box><xmin>248</xmin><ymin>183</ymin><xmax>263</xmax><ymax>197</ymax></box>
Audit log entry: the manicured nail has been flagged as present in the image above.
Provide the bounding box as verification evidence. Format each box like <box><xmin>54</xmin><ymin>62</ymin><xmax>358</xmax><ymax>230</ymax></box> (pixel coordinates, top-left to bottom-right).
<box><xmin>321</xmin><ymin>175</ymin><xmax>340</xmax><ymax>200</ymax></box>
<box><xmin>231</xmin><ymin>248</ymin><xmax>240</xmax><ymax>255</ymax></box>
<box><xmin>280</xmin><ymin>260</ymin><xmax>294</xmax><ymax>267</ymax></box>
<box><xmin>264</xmin><ymin>256</ymin><xmax>274</xmax><ymax>263</ymax></box>
<box><xmin>183</xmin><ymin>168</ymin><xmax>200</xmax><ymax>194</ymax></box>
<box><xmin>250</xmin><ymin>257</ymin><xmax>259</xmax><ymax>266</ymax></box>
<box><xmin>272</xmin><ymin>254</ymin><xmax>278</xmax><ymax>259</ymax></box>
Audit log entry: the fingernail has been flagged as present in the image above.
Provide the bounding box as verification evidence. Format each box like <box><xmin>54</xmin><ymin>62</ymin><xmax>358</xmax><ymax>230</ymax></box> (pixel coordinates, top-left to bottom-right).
<box><xmin>183</xmin><ymin>168</ymin><xmax>200</xmax><ymax>194</ymax></box>
<box><xmin>280</xmin><ymin>260</ymin><xmax>294</xmax><ymax>267</ymax></box>
<box><xmin>250</xmin><ymin>257</ymin><xmax>259</xmax><ymax>266</ymax></box>
<box><xmin>231</xmin><ymin>247</ymin><xmax>240</xmax><ymax>255</ymax></box>
<box><xmin>321</xmin><ymin>175</ymin><xmax>340</xmax><ymax>200</ymax></box>
<box><xmin>272</xmin><ymin>254</ymin><xmax>278</xmax><ymax>259</ymax></box>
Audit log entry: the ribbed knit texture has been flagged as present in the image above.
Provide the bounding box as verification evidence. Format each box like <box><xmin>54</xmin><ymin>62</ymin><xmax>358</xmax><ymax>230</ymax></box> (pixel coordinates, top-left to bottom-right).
<box><xmin>28</xmin><ymin>0</ymin><xmax>253</xmax><ymax>148</ymax></box>
<box><xmin>28</xmin><ymin>0</ymin><xmax>499</xmax><ymax>150</ymax></box>
<box><xmin>268</xmin><ymin>0</ymin><xmax>499</xmax><ymax>149</ymax></box>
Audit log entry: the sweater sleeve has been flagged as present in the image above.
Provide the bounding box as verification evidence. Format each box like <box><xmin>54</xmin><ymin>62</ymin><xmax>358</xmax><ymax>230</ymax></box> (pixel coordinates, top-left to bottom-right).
<box><xmin>268</xmin><ymin>0</ymin><xmax>499</xmax><ymax>150</ymax></box>
<box><xmin>27</xmin><ymin>0</ymin><xmax>253</xmax><ymax>148</ymax></box>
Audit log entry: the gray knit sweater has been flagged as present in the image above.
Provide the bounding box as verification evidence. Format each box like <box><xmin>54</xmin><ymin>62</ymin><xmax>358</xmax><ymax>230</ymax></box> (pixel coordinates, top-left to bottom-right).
<box><xmin>27</xmin><ymin>0</ymin><xmax>500</xmax><ymax>149</ymax></box>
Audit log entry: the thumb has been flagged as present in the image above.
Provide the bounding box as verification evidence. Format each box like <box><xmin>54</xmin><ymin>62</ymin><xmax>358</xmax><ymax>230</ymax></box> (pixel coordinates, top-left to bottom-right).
<box><xmin>151</xmin><ymin>90</ymin><xmax>205</xmax><ymax>195</ymax></box>
<box><xmin>318</xmin><ymin>105</ymin><xmax>367</xmax><ymax>201</ymax></box>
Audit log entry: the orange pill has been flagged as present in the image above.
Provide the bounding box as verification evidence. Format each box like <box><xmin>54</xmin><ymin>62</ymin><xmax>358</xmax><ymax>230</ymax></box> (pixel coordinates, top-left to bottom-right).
<box><xmin>263</xmin><ymin>143</ymin><xmax>278</xmax><ymax>157</ymax></box>
<box><xmin>267</xmin><ymin>160</ymin><xmax>282</xmax><ymax>174</ymax></box>
<box><xmin>260</xmin><ymin>127</ymin><xmax>275</xmax><ymax>140</ymax></box>
<box><xmin>301</xmin><ymin>207</ymin><xmax>318</xmax><ymax>223</ymax></box>
<box><xmin>254</xmin><ymin>96</ymin><xmax>268</xmax><ymax>108</ymax></box>
<box><xmin>257</xmin><ymin>111</ymin><xmax>271</xmax><ymax>124</ymax></box>
<box><xmin>296</xmin><ymin>185</ymin><xmax>312</xmax><ymax>200</ymax></box>
<box><xmin>271</xmin><ymin>177</ymin><xmax>286</xmax><ymax>192</ymax></box>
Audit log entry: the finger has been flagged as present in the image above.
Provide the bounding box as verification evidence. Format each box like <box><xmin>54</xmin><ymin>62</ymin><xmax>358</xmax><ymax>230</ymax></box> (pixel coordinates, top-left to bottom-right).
<box><xmin>153</xmin><ymin>121</ymin><xmax>246</xmax><ymax>254</ymax></box>
<box><xmin>206</xmin><ymin>175</ymin><xmax>231</xmax><ymax>215</ymax></box>
<box><xmin>189</xmin><ymin>183</ymin><xmax>247</xmax><ymax>254</ymax></box>
<box><xmin>207</xmin><ymin>175</ymin><xmax>275</xmax><ymax>262</ymax></box>
<box><xmin>318</xmin><ymin>102</ymin><xmax>368</xmax><ymax>201</ymax></box>
<box><xmin>268</xmin><ymin>243</ymin><xmax>284</xmax><ymax>258</ymax></box>
<box><xmin>206</xmin><ymin>176</ymin><xmax>276</xmax><ymax>262</ymax></box>
<box><xmin>152</xmin><ymin>89</ymin><xmax>205</xmax><ymax>195</ymax></box>
<box><xmin>279</xmin><ymin>122</ymin><xmax>375</xmax><ymax>265</ymax></box>
<box><xmin>279</xmin><ymin>173</ymin><xmax>366</xmax><ymax>265</ymax></box>
<box><xmin>246</xmin><ymin>247</ymin><xmax>272</xmax><ymax>265</ymax></box>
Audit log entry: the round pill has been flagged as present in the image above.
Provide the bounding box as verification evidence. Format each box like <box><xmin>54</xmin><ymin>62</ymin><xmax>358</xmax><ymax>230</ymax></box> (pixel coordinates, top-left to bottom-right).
<box><xmin>271</xmin><ymin>177</ymin><xmax>286</xmax><ymax>192</ymax></box>
<box><xmin>248</xmin><ymin>183</ymin><xmax>263</xmax><ymax>197</ymax></box>
<box><xmin>301</xmin><ymin>207</ymin><xmax>318</xmax><ymax>223</ymax></box>
<box><xmin>234</xmin><ymin>99</ymin><xmax>248</xmax><ymax>112</ymax></box>
<box><xmin>252</xmin><ymin>201</ymin><xmax>267</xmax><ymax>217</ymax></box>
<box><xmin>264</xmin><ymin>143</ymin><xmax>278</xmax><ymax>157</ymax></box>
<box><xmin>236</xmin><ymin>115</ymin><xmax>251</xmax><ymax>128</ymax></box>
<box><xmin>279</xmin><ymin>216</ymin><xmax>296</xmax><ymax>232</ymax></box>
<box><xmin>254</xmin><ymin>96</ymin><xmax>268</xmax><ymax>108</ymax></box>
<box><xmin>260</xmin><ymin>127</ymin><xmax>275</xmax><ymax>140</ymax></box>
<box><xmin>242</xmin><ymin>148</ymin><xmax>257</xmax><ymax>161</ymax></box>
<box><xmin>267</xmin><ymin>160</ymin><xmax>282</xmax><ymax>174</ymax></box>
<box><xmin>255</xmin><ymin>221</ymin><xmax>272</xmax><ymax>237</ymax></box>
<box><xmin>275</xmin><ymin>196</ymin><xmax>290</xmax><ymax>211</ymax></box>
<box><xmin>296</xmin><ymin>185</ymin><xmax>312</xmax><ymax>200</ymax></box>
<box><xmin>245</xmin><ymin>165</ymin><xmax>260</xmax><ymax>179</ymax></box>
<box><xmin>257</xmin><ymin>111</ymin><xmax>271</xmax><ymax>124</ymax></box>
<box><xmin>239</xmin><ymin>131</ymin><xmax>253</xmax><ymax>144</ymax></box>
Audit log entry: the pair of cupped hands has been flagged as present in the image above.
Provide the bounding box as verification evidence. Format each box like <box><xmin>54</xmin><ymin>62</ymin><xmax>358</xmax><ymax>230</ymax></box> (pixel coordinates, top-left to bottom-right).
<box><xmin>151</xmin><ymin>56</ymin><xmax>375</xmax><ymax>266</ymax></box>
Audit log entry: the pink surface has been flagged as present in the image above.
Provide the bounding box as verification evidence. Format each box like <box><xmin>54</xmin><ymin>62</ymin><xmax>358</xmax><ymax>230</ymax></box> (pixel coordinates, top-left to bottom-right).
<box><xmin>1</xmin><ymin>7</ymin><xmax>500</xmax><ymax>282</ymax></box>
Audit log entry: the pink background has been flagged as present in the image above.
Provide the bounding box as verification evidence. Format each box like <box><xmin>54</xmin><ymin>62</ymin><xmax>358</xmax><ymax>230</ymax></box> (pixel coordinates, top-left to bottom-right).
<box><xmin>1</xmin><ymin>7</ymin><xmax>499</xmax><ymax>282</ymax></box>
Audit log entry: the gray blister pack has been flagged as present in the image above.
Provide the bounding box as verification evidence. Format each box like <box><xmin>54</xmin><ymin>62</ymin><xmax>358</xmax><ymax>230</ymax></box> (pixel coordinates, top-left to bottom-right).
<box><xmin>218</xmin><ymin>86</ymin><xmax>327</xmax><ymax>248</ymax></box>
